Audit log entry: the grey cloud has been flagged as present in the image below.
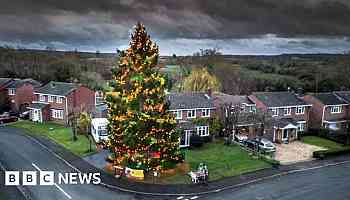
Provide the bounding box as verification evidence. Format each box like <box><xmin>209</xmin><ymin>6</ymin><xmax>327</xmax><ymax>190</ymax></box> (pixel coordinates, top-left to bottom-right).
<box><xmin>1</xmin><ymin>0</ymin><xmax>350</xmax><ymax>54</ymax></box>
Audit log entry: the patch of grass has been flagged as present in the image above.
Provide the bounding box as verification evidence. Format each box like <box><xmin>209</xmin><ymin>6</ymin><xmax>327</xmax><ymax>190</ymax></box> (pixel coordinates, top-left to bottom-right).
<box><xmin>301</xmin><ymin>136</ymin><xmax>346</xmax><ymax>151</ymax></box>
<box><xmin>160</xmin><ymin>141</ymin><xmax>271</xmax><ymax>184</ymax></box>
<box><xmin>9</xmin><ymin>120</ymin><xmax>96</xmax><ymax>157</ymax></box>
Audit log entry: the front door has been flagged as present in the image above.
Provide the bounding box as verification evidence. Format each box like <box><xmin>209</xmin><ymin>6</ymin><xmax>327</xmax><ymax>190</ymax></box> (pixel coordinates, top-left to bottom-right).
<box><xmin>282</xmin><ymin>129</ymin><xmax>288</xmax><ymax>141</ymax></box>
<box><xmin>180</xmin><ymin>130</ymin><xmax>191</xmax><ymax>148</ymax></box>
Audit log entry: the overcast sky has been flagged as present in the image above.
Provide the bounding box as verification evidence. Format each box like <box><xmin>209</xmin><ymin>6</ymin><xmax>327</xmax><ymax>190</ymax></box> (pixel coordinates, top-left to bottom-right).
<box><xmin>1</xmin><ymin>0</ymin><xmax>350</xmax><ymax>55</ymax></box>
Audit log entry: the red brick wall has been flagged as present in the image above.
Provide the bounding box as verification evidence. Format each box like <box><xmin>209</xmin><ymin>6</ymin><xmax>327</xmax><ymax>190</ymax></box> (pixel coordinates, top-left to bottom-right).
<box><xmin>303</xmin><ymin>95</ymin><xmax>324</xmax><ymax>128</ymax></box>
<box><xmin>7</xmin><ymin>84</ymin><xmax>36</xmax><ymax>112</ymax></box>
<box><xmin>14</xmin><ymin>84</ymin><xmax>35</xmax><ymax>111</ymax></box>
<box><xmin>248</xmin><ymin>95</ymin><xmax>268</xmax><ymax>112</ymax></box>
<box><xmin>303</xmin><ymin>95</ymin><xmax>348</xmax><ymax>129</ymax></box>
<box><xmin>67</xmin><ymin>86</ymin><xmax>95</xmax><ymax>113</ymax></box>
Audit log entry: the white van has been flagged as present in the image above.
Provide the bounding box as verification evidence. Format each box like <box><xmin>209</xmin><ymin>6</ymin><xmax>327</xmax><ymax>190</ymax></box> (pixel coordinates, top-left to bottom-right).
<box><xmin>91</xmin><ymin>118</ymin><xmax>109</xmax><ymax>143</ymax></box>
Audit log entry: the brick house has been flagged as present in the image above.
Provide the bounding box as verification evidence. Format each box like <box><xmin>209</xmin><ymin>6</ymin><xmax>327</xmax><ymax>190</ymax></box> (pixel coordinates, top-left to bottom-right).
<box><xmin>213</xmin><ymin>92</ymin><xmax>260</xmax><ymax>139</ymax></box>
<box><xmin>303</xmin><ymin>92</ymin><xmax>350</xmax><ymax>132</ymax></box>
<box><xmin>0</xmin><ymin>78</ymin><xmax>41</xmax><ymax>112</ymax></box>
<box><xmin>167</xmin><ymin>92</ymin><xmax>215</xmax><ymax>148</ymax></box>
<box><xmin>28</xmin><ymin>81</ymin><xmax>95</xmax><ymax>124</ymax></box>
<box><xmin>248</xmin><ymin>92</ymin><xmax>312</xmax><ymax>143</ymax></box>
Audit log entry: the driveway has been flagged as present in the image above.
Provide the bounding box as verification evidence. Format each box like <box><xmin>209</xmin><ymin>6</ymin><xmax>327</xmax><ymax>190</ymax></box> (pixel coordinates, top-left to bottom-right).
<box><xmin>275</xmin><ymin>141</ymin><xmax>326</xmax><ymax>165</ymax></box>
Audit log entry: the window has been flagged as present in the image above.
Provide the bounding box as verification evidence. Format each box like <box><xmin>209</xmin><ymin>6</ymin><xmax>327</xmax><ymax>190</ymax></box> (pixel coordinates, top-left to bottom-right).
<box><xmin>247</xmin><ymin>106</ymin><xmax>256</xmax><ymax>113</ymax></box>
<box><xmin>39</xmin><ymin>95</ymin><xmax>46</xmax><ymax>102</ymax></box>
<box><xmin>201</xmin><ymin>109</ymin><xmax>210</xmax><ymax>117</ymax></box>
<box><xmin>296</xmin><ymin>106</ymin><xmax>305</xmax><ymax>115</ymax></box>
<box><xmin>173</xmin><ymin>110</ymin><xmax>182</xmax><ymax>120</ymax></box>
<box><xmin>297</xmin><ymin>122</ymin><xmax>306</xmax><ymax>132</ymax></box>
<box><xmin>51</xmin><ymin>109</ymin><xmax>64</xmax><ymax>119</ymax></box>
<box><xmin>284</xmin><ymin>108</ymin><xmax>292</xmax><ymax>116</ymax></box>
<box><xmin>196</xmin><ymin>126</ymin><xmax>209</xmax><ymax>137</ymax></box>
<box><xmin>330</xmin><ymin>106</ymin><xmax>342</xmax><ymax>114</ymax></box>
<box><xmin>271</xmin><ymin>108</ymin><xmax>278</xmax><ymax>117</ymax></box>
<box><xmin>56</xmin><ymin>97</ymin><xmax>63</xmax><ymax>104</ymax></box>
<box><xmin>8</xmin><ymin>88</ymin><xmax>15</xmax><ymax>96</ymax></box>
<box><xmin>48</xmin><ymin>95</ymin><xmax>56</xmax><ymax>103</ymax></box>
<box><xmin>187</xmin><ymin>109</ymin><xmax>196</xmax><ymax>118</ymax></box>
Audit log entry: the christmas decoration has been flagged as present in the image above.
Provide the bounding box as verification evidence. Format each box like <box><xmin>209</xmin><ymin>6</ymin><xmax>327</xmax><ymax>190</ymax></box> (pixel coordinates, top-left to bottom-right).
<box><xmin>106</xmin><ymin>23</ymin><xmax>182</xmax><ymax>171</ymax></box>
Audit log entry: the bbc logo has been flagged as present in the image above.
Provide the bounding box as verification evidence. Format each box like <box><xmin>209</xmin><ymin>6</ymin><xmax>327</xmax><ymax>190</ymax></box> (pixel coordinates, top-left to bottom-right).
<box><xmin>5</xmin><ymin>171</ymin><xmax>54</xmax><ymax>186</ymax></box>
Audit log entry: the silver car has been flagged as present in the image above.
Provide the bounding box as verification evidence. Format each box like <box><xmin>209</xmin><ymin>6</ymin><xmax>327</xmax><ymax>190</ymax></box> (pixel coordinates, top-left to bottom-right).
<box><xmin>257</xmin><ymin>138</ymin><xmax>276</xmax><ymax>152</ymax></box>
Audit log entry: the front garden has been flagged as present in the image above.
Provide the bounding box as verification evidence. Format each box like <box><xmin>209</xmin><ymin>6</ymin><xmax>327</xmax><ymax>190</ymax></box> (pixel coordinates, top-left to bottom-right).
<box><xmin>147</xmin><ymin>140</ymin><xmax>272</xmax><ymax>184</ymax></box>
<box><xmin>9</xmin><ymin>120</ymin><xmax>96</xmax><ymax>157</ymax></box>
<box><xmin>301</xmin><ymin>136</ymin><xmax>347</xmax><ymax>151</ymax></box>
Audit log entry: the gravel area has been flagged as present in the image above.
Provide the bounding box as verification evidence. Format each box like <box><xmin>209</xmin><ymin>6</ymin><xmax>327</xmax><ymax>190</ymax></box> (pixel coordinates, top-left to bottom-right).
<box><xmin>275</xmin><ymin>141</ymin><xmax>327</xmax><ymax>165</ymax></box>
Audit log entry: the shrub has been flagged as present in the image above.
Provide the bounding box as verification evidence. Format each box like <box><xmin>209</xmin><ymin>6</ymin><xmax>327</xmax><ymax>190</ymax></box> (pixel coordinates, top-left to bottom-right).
<box><xmin>190</xmin><ymin>135</ymin><xmax>204</xmax><ymax>148</ymax></box>
<box><xmin>318</xmin><ymin>128</ymin><xmax>330</xmax><ymax>138</ymax></box>
<box><xmin>313</xmin><ymin>147</ymin><xmax>350</xmax><ymax>159</ymax></box>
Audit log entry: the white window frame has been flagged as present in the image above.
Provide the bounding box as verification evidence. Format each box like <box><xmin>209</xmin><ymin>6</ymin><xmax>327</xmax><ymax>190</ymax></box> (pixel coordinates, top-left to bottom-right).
<box><xmin>330</xmin><ymin>106</ymin><xmax>342</xmax><ymax>114</ymax></box>
<box><xmin>56</xmin><ymin>97</ymin><xmax>63</xmax><ymax>104</ymax></box>
<box><xmin>284</xmin><ymin>107</ymin><xmax>292</xmax><ymax>116</ymax></box>
<box><xmin>296</xmin><ymin>106</ymin><xmax>305</xmax><ymax>115</ymax></box>
<box><xmin>271</xmin><ymin>108</ymin><xmax>278</xmax><ymax>117</ymax></box>
<box><xmin>187</xmin><ymin>109</ymin><xmax>196</xmax><ymax>119</ymax></box>
<box><xmin>8</xmin><ymin>88</ymin><xmax>15</xmax><ymax>96</ymax></box>
<box><xmin>173</xmin><ymin>110</ymin><xmax>182</xmax><ymax>120</ymax></box>
<box><xmin>48</xmin><ymin>95</ymin><xmax>55</xmax><ymax>103</ymax></box>
<box><xmin>196</xmin><ymin>126</ymin><xmax>209</xmax><ymax>137</ymax></box>
<box><xmin>51</xmin><ymin>109</ymin><xmax>64</xmax><ymax>119</ymax></box>
<box><xmin>39</xmin><ymin>95</ymin><xmax>46</xmax><ymax>102</ymax></box>
<box><xmin>297</xmin><ymin>122</ymin><xmax>306</xmax><ymax>132</ymax></box>
<box><xmin>201</xmin><ymin>109</ymin><xmax>210</xmax><ymax>117</ymax></box>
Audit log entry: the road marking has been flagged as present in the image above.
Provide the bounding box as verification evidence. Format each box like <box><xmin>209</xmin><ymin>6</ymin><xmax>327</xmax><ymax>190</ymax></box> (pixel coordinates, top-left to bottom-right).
<box><xmin>177</xmin><ymin>196</ymin><xmax>184</xmax><ymax>200</ymax></box>
<box><xmin>190</xmin><ymin>196</ymin><xmax>199</xmax><ymax>199</ymax></box>
<box><xmin>54</xmin><ymin>183</ymin><xmax>72</xmax><ymax>200</ymax></box>
<box><xmin>31</xmin><ymin>163</ymin><xmax>72</xmax><ymax>199</ymax></box>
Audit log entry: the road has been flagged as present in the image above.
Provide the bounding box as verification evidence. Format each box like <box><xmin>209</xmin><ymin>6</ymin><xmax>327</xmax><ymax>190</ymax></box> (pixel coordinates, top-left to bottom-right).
<box><xmin>0</xmin><ymin>127</ymin><xmax>136</xmax><ymax>200</ymax></box>
<box><xmin>200</xmin><ymin>160</ymin><xmax>350</xmax><ymax>200</ymax></box>
<box><xmin>2</xmin><ymin>127</ymin><xmax>350</xmax><ymax>200</ymax></box>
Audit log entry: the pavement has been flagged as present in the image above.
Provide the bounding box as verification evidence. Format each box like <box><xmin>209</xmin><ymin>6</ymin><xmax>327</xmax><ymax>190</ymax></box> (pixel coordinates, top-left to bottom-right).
<box><xmin>83</xmin><ymin>149</ymin><xmax>109</xmax><ymax>169</ymax></box>
<box><xmin>1</xmin><ymin>126</ymin><xmax>350</xmax><ymax>200</ymax></box>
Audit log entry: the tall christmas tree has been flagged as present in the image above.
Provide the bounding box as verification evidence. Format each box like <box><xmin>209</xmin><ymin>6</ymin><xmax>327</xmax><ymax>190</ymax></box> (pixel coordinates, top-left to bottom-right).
<box><xmin>106</xmin><ymin>23</ymin><xmax>182</xmax><ymax>171</ymax></box>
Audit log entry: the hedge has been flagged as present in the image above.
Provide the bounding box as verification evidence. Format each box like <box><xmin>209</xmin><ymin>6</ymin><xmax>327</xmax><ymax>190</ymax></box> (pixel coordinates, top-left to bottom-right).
<box><xmin>313</xmin><ymin>147</ymin><xmax>350</xmax><ymax>159</ymax></box>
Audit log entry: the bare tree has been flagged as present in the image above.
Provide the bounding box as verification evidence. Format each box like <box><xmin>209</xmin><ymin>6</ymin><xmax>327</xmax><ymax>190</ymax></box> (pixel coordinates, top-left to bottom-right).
<box><xmin>251</xmin><ymin>109</ymin><xmax>273</xmax><ymax>152</ymax></box>
<box><xmin>221</xmin><ymin>103</ymin><xmax>244</xmax><ymax>144</ymax></box>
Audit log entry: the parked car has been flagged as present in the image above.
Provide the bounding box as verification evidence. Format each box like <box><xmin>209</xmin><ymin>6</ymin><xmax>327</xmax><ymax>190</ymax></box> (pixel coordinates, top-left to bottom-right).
<box><xmin>243</xmin><ymin>138</ymin><xmax>276</xmax><ymax>153</ymax></box>
<box><xmin>234</xmin><ymin>134</ymin><xmax>248</xmax><ymax>143</ymax></box>
<box><xmin>257</xmin><ymin>138</ymin><xmax>276</xmax><ymax>153</ymax></box>
<box><xmin>243</xmin><ymin>139</ymin><xmax>259</xmax><ymax>150</ymax></box>
<box><xmin>0</xmin><ymin>116</ymin><xmax>18</xmax><ymax>124</ymax></box>
<box><xmin>20</xmin><ymin>111</ymin><xmax>30</xmax><ymax>119</ymax></box>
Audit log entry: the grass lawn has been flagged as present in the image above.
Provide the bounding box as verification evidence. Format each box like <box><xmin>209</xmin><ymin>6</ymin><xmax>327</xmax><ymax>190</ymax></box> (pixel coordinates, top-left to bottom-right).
<box><xmin>160</xmin><ymin>140</ymin><xmax>271</xmax><ymax>184</ymax></box>
<box><xmin>9</xmin><ymin>120</ymin><xmax>96</xmax><ymax>157</ymax></box>
<box><xmin>301</xmin><ymin>136</ymin><xmax>346</xmax><ymax>151</ymax></box>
